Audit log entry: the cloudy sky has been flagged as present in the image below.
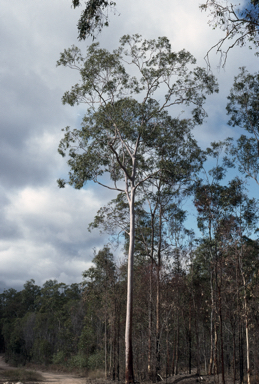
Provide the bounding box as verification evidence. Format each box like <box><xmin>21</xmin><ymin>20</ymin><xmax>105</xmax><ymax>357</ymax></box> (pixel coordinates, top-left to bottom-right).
<box><xmin>0</xmin><ymin>0</ymin><xmax>258</xmax><ymax>291</ymax></box>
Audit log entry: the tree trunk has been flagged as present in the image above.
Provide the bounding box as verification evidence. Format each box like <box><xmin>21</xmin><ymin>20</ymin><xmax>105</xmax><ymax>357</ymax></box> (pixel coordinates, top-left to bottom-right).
<box><xmin>208</xmin><ymin>214</ymin><xmax>215</xmax><ymax>377</ymax></box>
<box><xmin>105</xmin><ymin>312</ymin><xmax>107</xmax><ymax>379</ymax></box>
<box><xmin>155</xmin><ymin>266</ymin><xmax>160</xmax><ymax>380</ymax></box>
<box><xmin>113</xmin><ymin>301</ymin><xmax>116</xmax><ymax>381</ymax></box>
<box><xmin>194</xmin><ymin>309</ymin><xmax>200</xmax><ymax>376</ymax></box>
<box><xmin>241</xmin><ymin>272</ymin><xmax>250</xmax><ymax>384</ymax></box>
<box><xmin>166</xmin><ymin>325</ymin><xmax>170</xmax><ymax>378</ymax></box>
<box><xmin>117</xmin><ymin>304</ymin><xmax>120</xmax><ymax>381</ymax></box>
<box><xmin>239</xmin><ymin>323</ymin><xmax>244</xmax><ymax>384</ymax></box>
<box><xmin>218</xmin><ymin>254</ymin><xmax>225</xmax><ymax>384</ymax></box>
<box><xmin>148</xmin><ymin>213</ymin><xmax>154</xmax><ymax>380</ymax></box>
<box><xmin>214</xmin><ymin>324</ymin><xmax>218</xmax><ymax>376</ymax></box>
<box><xmin>125</xmin><ymin>191</ymin><xmax>135</xmax><ymax>384</ymax></box>
<box><xmin>172</xmin><ymin>329</ymin><xmax>176</xmax><ymax>375</ymax></box>
<box><xmin>175</xmin><ymin>314</ymin><xmax>179</xmax><ymax>375</ymax></box>
<box><xmin>218</xmin><ymin>285</ymin><xmax>225</xmax><ymax>384</ymax></box>
<box><xmin>188</xmin><ymin>302</ymin><xmax>192</xmax><ymax>374</ymax></box>
<box><xmin>156</xmin><ymin>205</ymin><xmax>162</xmax><ymax>381</ymax></box>
<box><xmin>239</xmin><ymin>244</ymin><xmax>250</xmax><ymax>384</ymax></box>
<box><xmin>245</xmin><ymin>314</ymin><xmax>250</xmax><ymax>384</ymax></box>
<box><xmin>148</xmin><ymin>265</ymin><xmax>153</xmax><ymax>380</ymax></box>
<box><xmin>209</xmin><ymin>268</ymin><xmax>214</xmax><ymax>375</ymax></box>
<box><xmin>233</xmin><ymin>328</ymin><xmax>236</xmax><ymax>384</ymax></box>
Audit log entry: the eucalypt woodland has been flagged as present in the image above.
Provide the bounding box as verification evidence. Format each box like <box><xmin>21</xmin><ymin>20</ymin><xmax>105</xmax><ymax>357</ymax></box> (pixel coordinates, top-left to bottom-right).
<box><xmin>57</xmin><ymin>34</ymin><xmax>218</xmax><ymax>383</ymax></box>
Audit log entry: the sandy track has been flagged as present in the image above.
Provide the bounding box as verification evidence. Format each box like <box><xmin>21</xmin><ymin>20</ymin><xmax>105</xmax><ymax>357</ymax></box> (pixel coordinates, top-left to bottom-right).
<box><xmin>0</xmin><ymin>355</ymin><xmax>86</xmax><ymax>384</ymax></box>
<box><xmin>32</xmin><ymin>371</ymin><xmax>86</xmax><ymax>384</ymax></box>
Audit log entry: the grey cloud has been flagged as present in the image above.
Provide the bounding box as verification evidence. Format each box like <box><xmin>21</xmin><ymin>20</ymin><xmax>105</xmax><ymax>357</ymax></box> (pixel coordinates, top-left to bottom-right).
<box><xmin>0</xmin><ymin>191</ymin><xmax>21</xmax><ymax>240</ymax></box>
<box><xmin>0</xmin><ymin>139</ymin><xmax>61</xmax><ymax>189</ymax></box>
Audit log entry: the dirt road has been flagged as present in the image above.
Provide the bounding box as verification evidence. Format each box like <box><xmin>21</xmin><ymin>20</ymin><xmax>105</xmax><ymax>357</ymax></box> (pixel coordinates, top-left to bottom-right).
<box><xmin>0</xmin><ymin>355</ymin><xmax>86</xmax><ymax>384</ymax></box>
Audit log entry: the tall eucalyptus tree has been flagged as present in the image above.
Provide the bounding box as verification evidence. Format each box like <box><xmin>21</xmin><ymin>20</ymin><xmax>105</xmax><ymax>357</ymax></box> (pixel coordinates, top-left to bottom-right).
<box><xmin>57</xmin><ymin>34</ymin><xmax>218</xmax><ymax>383</ymax></box>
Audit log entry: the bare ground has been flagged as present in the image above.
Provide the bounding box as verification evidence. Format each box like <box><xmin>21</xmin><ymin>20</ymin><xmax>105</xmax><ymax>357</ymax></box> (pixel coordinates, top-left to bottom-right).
<box><xmin>0</xmin><ymin>357</ymin><xmax>239</xmax><ymax>384</ymax></box>
<box><xmin>0</xmin><ymin>355</ymin><xmax>86</xmax><ymax>384</ymax></box>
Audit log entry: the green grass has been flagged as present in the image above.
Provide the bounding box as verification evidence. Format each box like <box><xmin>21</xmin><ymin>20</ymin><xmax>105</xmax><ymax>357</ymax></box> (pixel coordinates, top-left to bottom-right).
<box><xmin>0</xmin><ymin>368</ymin><xmax>44</xmax><ymax>382</ymax></box>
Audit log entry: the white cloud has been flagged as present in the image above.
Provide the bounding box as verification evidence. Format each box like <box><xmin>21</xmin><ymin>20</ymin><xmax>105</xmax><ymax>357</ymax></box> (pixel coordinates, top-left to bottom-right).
<box><xmin>0</xmin><ymin>185</ymin><xmax>113</xmax><ymax>289</ymax></box>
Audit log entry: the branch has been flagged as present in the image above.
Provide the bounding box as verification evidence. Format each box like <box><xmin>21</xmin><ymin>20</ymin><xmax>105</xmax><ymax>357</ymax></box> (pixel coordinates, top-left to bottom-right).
<box><xmin>95</xmin><ymin>180</ymin><xmax>125</xmax><ymax>192</ymax></box>
<box><xmin>108</xmin><ymin>143</ymin><xmax>132</xmax><ymax>181</ymax></box>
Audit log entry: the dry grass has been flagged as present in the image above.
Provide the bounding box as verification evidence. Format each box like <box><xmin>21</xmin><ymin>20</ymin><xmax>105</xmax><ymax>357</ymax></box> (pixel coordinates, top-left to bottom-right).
<box><xmin>87</xmin><ymin>369</ymin><xmax>106</xmax><ymax>380</ymax></box>
<box><xmin>0</xmin><ymin>368</ymin><xmax>44</xmax><ymax>382</ymax></box>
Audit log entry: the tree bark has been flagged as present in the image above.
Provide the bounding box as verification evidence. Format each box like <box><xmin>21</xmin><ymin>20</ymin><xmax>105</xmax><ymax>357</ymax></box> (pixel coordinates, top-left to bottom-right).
<box><xmin>188</xmin><ymin>302</ymin><xmax>192</xmax><ymax>374</ymax></box>
<box><xmin>214</xmin><ymin>324</ymin><xmax>218</xmax><ymax>376</ymax></box>
<box><xmin>175</xmin><ymin>313</ymin><xmax>179</xmax><ymax>375</ymax></box>
<box><xmin>233</xmin><ymin>327</ymin><xmax>236</xmax><ymax>384</ymax></box>
<box><xmin>239</xmin><ymin>256</ymin><xmax>250</xmax><ymax>384</ymax></box>
<box><xmin>208</xmin><ymin>268</ymin><xmax>214</xmax><ymax>375</ymax></box>
<box><xmin>218</xmin><ymin>284</ymin><xmax>225</xmax><ymax>384</ymax></box>
<box><xmin>148</xmin><ymin>213</ymin><xmax>154</xmax><ymax>380</ymax></box>
<box><xmin>172</xmin><ymin>329</ymin><xmax>176</xmax><ymax>375</ymax></box>
<box><xmin>239</xmin><ymin>323</ymin><xmax>244</xmax><ymax>384</ymax></box>
<box><xmin>155</xmin><ymin>205</ymin><xmax>162</xmax><ymax>381</ymax></box>
<box><xmin>194</xmin><ymin>307</ymin><xmax>200</xmax><ymax>376</ymax></box>
<box><xmin>125</xmin><ymin>192</ymin><xmax>135</xmax><ymax>384</ymax></box>
<box><xmin>105</xmin><ymin>309</ymin><xmax>107</xmax><ymax>379</ymax></box>
<box><xmin>113</xmin><ymin>300</ymin><xmax>116</xmax><ymax>381</ymax></box>
<box><xmin>117</xmin><ymin>302</ymin><xmax>120</xmax><ymax>381</ymax></box>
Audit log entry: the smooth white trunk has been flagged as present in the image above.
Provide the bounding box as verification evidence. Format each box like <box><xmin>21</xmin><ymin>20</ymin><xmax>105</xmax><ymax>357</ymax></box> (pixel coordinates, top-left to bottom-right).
<box><xmin>239</xmin><ymin>245</ymin><xmax>250</xmax><ymax>384</ymax></box>
<box><xmin>245</xmin><ymin>313</ymin><xmax>250</xmax><ymax>384</ymax></box>
<box><xmin>125</xmin><ymin>190</ymin><xmax>135</xmax><ymax>384</ymax></box>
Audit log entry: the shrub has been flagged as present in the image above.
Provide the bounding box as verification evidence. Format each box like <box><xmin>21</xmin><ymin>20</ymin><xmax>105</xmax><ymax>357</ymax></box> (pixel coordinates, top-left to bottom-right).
<box><xmin>87</xmin><ymin>350</ymin><xmax>104</xmax><ymax>370</ymax></box>
<box><xmin>69</xmin><ymin>352</ymin><xmax>88</xmax><ymax>368</ymax></box>
<box><xmin>52</xmin><ymin>350</ymin><xmax>67</xmax><ymax>365</ymax></box>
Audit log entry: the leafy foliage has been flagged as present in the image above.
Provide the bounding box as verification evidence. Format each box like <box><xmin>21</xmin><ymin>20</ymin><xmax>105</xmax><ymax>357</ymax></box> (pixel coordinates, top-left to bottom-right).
<box><xmin>200</xmin><ymin>0</ymin><xmax>259</xmax><ymax>66</ymax></box>
<box><xmin>57</xmin><ymin>35</ymin><xmax>218</xmax><ymax>193</ymax></box>
<box><xmin>72</xmin><ymin>0</ymin><xmax>116</xmax><ymax>40</ymax></box>
<box><xmin>226</xmin><ymin>67</ymin><xmax>259</xmax><ymax>184</ymax></box>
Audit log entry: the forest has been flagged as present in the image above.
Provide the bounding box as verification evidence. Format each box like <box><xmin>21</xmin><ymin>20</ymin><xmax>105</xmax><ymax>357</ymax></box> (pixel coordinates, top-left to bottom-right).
<box><xmin>2</xmin><ymin>1</ymin><xmax>259</xmax><ymax>384</ymax></box>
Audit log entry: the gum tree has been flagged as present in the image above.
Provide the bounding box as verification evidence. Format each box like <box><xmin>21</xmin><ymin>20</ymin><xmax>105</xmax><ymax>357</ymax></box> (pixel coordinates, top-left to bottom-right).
<box><xmin>57</xmin><ymin>34</ymin><xmax>218</xmax><ymax>383</ymax></box>
<box><xmin>227</xmin><ymin>67</ymin><xmax>259</xmax><ymax>185</ymax></box>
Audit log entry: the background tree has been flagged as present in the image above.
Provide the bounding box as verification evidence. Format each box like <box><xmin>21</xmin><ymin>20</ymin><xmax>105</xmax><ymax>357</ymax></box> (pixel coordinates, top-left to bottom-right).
<box><xmin>226</xmin><ymin>67</ymin><xmax>259</xmax><ymax>185</ymax></box>
<box><xmin>200</xmin><ymin>0</ymin><xmax>259</xmax><ymax>66</ymax></box>
<box><xmin>82</xmin><ymin>246</ymin><xmax>117</xmax><ymax>377</ymax></box>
